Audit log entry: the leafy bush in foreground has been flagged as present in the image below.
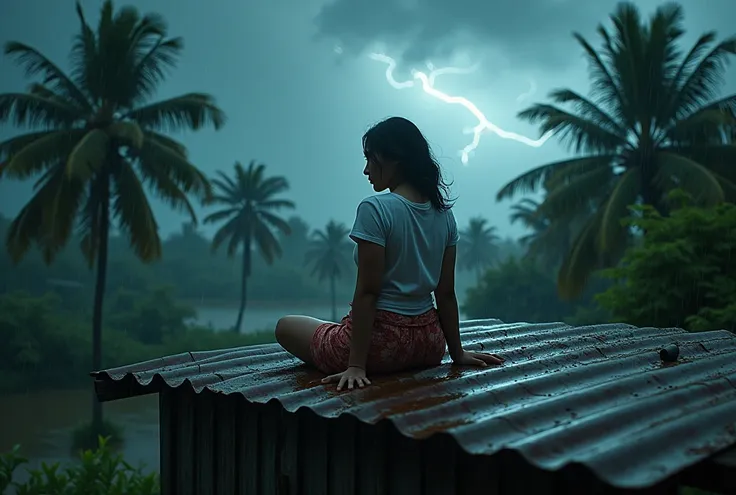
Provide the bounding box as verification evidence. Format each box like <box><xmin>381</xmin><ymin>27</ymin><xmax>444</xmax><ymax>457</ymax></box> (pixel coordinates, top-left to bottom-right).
<box><xmin>0</xmin><ymin>437</ymin><xmax>159</xmax><ymax>495</ymax></box>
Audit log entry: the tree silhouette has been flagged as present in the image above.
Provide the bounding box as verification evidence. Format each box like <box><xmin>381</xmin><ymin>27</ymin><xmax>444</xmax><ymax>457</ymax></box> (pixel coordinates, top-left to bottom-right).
<box><xmin>204</xmin><ymin>161</ymin><xmax>295</xmax><ymax>332</ymax></box>
<box><xmin>305</xmin><ymin>220</ymin><xmax>352</xmax><ymax>321</ymax></box>
<box><xmin>458</xmin><ymin>216</ymin><xmax>499</xmax><ymax>280</ymax></box>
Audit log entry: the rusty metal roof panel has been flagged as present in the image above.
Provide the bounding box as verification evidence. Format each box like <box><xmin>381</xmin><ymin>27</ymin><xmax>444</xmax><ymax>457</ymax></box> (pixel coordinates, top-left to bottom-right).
<box><xmin>92</xmin><ymin>320</ymin><xmax>736</xmax><ymax>489</ymax></box>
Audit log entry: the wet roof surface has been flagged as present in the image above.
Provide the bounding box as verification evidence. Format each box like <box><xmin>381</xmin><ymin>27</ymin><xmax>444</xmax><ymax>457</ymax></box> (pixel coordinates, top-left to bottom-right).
<box><xmin>93</xmin><ymin>319</ymin><xmax>736</xmax><ymax>489</ymax></box>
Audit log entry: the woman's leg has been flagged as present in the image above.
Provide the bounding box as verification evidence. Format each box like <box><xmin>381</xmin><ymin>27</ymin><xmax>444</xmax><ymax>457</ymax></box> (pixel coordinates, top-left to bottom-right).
<box><xmin>275</xmin><ymin>315</ymin><xmax>330</xmax><ymax>365</ymax></box>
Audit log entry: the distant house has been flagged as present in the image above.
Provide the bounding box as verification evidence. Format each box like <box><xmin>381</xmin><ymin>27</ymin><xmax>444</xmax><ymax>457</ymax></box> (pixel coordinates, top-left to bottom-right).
<box><xmin>92</xmin><ymin>320</ymin><xmax>736</xmax><ymax>495</ymax></box>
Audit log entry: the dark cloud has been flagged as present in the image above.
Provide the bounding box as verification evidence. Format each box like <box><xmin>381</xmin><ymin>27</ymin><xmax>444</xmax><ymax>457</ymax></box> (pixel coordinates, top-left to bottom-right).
<box><xmin>313</xmin><ymin>0</ymin><xmax>620</xmax><ymax>67</ymax></box>
<box><xmin>313</xmin><ymin>0</ymin><xmax>736</xmax><ymax>69</ymax></box>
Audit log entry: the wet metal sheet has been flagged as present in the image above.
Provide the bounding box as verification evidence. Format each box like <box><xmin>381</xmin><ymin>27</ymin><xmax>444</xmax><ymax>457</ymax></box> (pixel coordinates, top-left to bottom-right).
<box><xmin>92</xmin><ymin>319</ymin><xmax>736</xmax><ymax>489</ymax></box>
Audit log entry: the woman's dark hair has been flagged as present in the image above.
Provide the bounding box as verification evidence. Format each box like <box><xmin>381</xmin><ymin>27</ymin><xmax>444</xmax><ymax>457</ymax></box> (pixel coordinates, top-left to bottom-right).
<box><xmin>362</xmin><ymin>116</ymin><xmax>455</xmax><ymax>211</ymax></box>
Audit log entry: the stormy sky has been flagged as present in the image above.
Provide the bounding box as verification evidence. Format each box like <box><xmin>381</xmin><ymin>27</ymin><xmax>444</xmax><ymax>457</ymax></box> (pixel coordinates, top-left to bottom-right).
<box><xmin>1</xmin><ymin>0</ymin><xmax>734</xmax><ymax>239</ymax></box>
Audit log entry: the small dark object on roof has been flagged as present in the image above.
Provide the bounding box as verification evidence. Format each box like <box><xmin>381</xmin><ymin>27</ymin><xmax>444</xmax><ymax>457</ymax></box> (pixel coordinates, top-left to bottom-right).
<box><xmin>660</xmin><ymin>343</ymin><xmax>680</xmax><ymax>362</ymax></box>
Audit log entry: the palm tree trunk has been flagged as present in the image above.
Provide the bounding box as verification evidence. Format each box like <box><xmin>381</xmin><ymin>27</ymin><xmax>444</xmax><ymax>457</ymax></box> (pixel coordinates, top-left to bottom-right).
<box><xmin>330</xmin><ymin>273</ymin><xmax>337</xmax><ymax>322</ymax></box>
<box><xmin>640</xmin><ymin>139</ymin><xmax>660</xmax><ymax>213</ymax></box>
<box><xmin>641</xmin><ymin>179</ymin><xmax>656</xmax><ymax>210</ymax></box>
<box><xmin>90</xmin><ymin>172</ymin><xmax>110</xmax><ymax>444</ymax></box>
<box><xmin>234</xmin><ymin>236</ymin><xmax>251</xmax><ymax>333</ymax></box>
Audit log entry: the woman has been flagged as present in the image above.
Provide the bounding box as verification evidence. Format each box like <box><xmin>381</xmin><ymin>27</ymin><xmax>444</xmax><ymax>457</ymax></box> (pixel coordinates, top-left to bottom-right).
<box><xmin>275</xmin><ymin>117</ymin><xmax>504</xmax><ymax>391</ymax></box>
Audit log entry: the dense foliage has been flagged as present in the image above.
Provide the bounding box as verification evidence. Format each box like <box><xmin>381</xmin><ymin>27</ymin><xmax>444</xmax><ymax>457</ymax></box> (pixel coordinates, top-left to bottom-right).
<box><xmin>0</xmin><ymin>289</ymin><xmax>274</xmax><ymax>394</ymax></box>
<box><xmin>596</xmin><ymin>191</ymin><xmax>736</xmax><ymax>332</ymax></box>
<box><xmin>461</xmin><ymin>257</ymin><xmax>606</xmax><ymax>324</ymax></box>
<box><xmin>0</xmin><ymin>438</ymin><xmax>159</xmax><ymax>495</ymax></box>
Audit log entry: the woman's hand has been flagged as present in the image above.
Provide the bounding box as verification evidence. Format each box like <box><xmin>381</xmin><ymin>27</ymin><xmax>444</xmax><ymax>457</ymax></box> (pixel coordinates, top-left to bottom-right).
<box><xmin>322</xmin><ymin>366</ymin><xmax>372</xmax><ymax>391</ymax></box>
<box><xmin>453</xmin><ymin>350</ymin><xmax>505</xmax><ymax>367</ymax></box>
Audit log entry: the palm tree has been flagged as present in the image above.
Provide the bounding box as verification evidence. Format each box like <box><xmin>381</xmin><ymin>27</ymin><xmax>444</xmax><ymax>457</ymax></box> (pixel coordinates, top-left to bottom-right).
<box><xmin>496</xmin><ymin>2</ymin><xmax>736</xmax><ymax>299</ymax></box>
<box><xmin>510</xmin><ymin>197</ymin><xmax>587</xmax><ymax>268</ymax></box>
<box><xmin>458</xmin><ymin>216</ymin><xmax>499</xmax><ymax>279</ymax></box>
<box><xmin>305</xmin><ymin>220</ymin><xmax>352</xmax><ymax>321</ymax></box>
<box><xmin>510</xmin><ymin>198</ymin><xmax>548</xmax><ymax>251</ymax></box>
<box><xmin>204</xmin><ymin>161</ymin><xmax>295</xmax><ymax>332</ymax></box>
<box><xmin>0</xmin><ymin>1</ymin><xmax>224</xmax><ymax>439</ymax></box>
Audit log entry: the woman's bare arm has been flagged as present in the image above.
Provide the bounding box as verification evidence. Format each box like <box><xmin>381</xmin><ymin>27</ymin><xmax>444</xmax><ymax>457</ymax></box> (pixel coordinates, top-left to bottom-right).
<box><xmin>435</xmin><ymin>245</ymin><xmax>505</xmax><ymax>367</ymax></box>
<box><xmin>434</xmin><ymin>245</ymin><xmax>463</xmax><ymax>360</ymax></box>
<box><xmin>348</xmin><ymin>239</ymin><xmax>385</xmax><ymax>369</ymax></box>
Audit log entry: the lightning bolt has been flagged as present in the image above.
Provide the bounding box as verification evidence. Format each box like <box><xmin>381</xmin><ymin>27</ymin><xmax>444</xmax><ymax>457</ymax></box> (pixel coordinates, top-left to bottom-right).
<box><xmin>369</xmin><ymin>53</ymin><xmax>551</xmax><ymax>165</ymax></box>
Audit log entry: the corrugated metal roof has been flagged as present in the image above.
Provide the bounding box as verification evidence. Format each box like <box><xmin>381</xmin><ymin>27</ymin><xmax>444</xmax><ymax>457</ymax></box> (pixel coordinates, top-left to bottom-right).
<box><xmin>92</xmin><ymin>319</ymin><xmax>736</xmax><ymax>489</ymax></box>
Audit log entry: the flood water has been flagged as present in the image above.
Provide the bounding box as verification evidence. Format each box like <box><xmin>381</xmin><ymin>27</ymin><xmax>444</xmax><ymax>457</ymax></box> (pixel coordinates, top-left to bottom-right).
<box><xmin>0</xmin><ymin>389</ymin><xmax>160</xmax><ymax>485</ymax></box>
<box><xmin>193</xmin><ymin>302</ymin><xmax>347</xmax><ymax>333</ymax></box>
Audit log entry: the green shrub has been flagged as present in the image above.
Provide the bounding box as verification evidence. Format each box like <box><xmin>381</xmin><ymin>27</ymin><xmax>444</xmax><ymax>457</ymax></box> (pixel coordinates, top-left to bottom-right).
<box><xmin>597</xmin><ymin>191</ymin><xmax>736</xmax><ymax>332</ymax></box>
<box><xmin>0</xmin><ymin>437</ymin><xmax>160</xmax><ymax>495</ymax></box>
<box><xmin>105</xmin><ymin>287</ymin><xmax>196</xmax><ymax>345</ymax></box>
